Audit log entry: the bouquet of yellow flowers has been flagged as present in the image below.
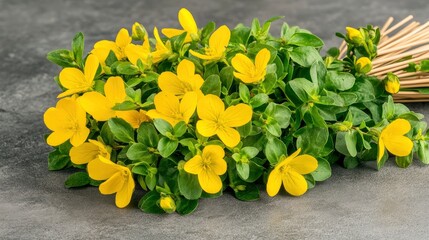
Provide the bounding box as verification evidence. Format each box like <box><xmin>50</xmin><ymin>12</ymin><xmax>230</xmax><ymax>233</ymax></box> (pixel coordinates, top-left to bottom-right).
<box><xmin>44</xmin><ymin>8</ymin><xmax>429</xmax><ymax>214</ymax></box>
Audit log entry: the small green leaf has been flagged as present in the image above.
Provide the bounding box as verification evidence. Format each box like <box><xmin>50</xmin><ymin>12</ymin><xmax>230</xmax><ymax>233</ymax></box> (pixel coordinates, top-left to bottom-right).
<box><xmin>137</xmin><ymin>123</ymin><xmax>159</xmax><ymax>147</ymax></box>
<box><xmin>173</xmin><ymin>121</ymin><xmax>187</xmax><ymax>137</ymax></box>
<box><xmin>311</xmin><ymin>158</ymin><xmax>331</xmax><ymax>181</ymax></box>
<box><xmin>264</xmin><ymin>138</ymin><xmax>286</xmax><ymax>165</ymax></box>
<box><xmin>138</xmin><ymin>191</ymin><xmax>164</xmax><ymax>214</ymax></box>
<box><xmin>153</xmin><ymin>119</ymin><xmax>173</xmax><ymax>136</ymax></box>
<box><xmin>201</xmin><ymin>75</ymin><xmax>221</xmax><ymax>96</ymax></box>
<box><xmin>239</xmin><ymin>83</ymin><xmax>250</xmax><ymax>103</ymax></box>
<box><xmin>249</xmin><ymin>93</ymin><xmax>269</xmax><ymax>108</ymax></box>
<box><xmin>157</xmin><ymin>137</ymin><xmax>178</xmax><ymax>158</ymax></box>
<box><xmin>236</xmin><ymin>162</ymin><xmax>250</xmax><ymax>180</ymax></box>
<box><xmin>288</xmin><ymin>32</ymin><xmax>324</xmax><ymax>48</ymax></box>
<box><xmin>71</xmin><ymin>32</ymin><xmax>84</xmax><ymax>66</ymax></box>
<box><xmin>345</xmin><ymin>130</ymin><xmax>358</xmax><ymax>157</ymax></box>
<box><xmin>417</xmin><ymin>140</ymin><xmax>429</xmax><ymax>164</ymax></box>
<box><xmin>176</xmin><ymin>197</ymin><xmax>199</xmax><ymax>215</ymax></box>
<box><xmin>289</xmin><ymin>46</ymin><xmax>323</xmax><ymax>67</ymax></box>
<box><xmin>116</xmin><ymin>62</ymin><xmax>140</xmax><ymax>75</ymax></box>
<box><xmin>326</xmin><ymin>71</ymin><xmax>355</xmax><ymax>91</ymax></box>
<box><xmin>234</xmin><ymin>184</ymin><xmax>260</xmax><ymax>201</ymax></box>
<box><xmin>64</xmin><ymin>172</ymin><xmax>90</xmax><ymax>188</ymax></box>
<box><xmin>395</xmin><ymin>152</ymin><xmax>413</xmax><ymax>168</ymax></box>
<box><xmin>47</xmin><ymin>49</ymin><xmax>75</xmax><ymax>68</ymax></box>
<box><xmin>108</xmin><ymin>118</ymin><xmax>135</xmax><ymax>143</ymax></box>
<box><xmin>178</xmin><ymin>170</ymin><xmax>202</xmax><ymax>200</ymax></box>
<box><xmin>48</xmin><ymin>150</ymin><xmax>70</xmax><ymax>171</ymax></box>
<box><xmin>112</xmin><ymin>101</ymin><xmax>139</xmax><ymax>111</ymax></box>
<box><xmin>344</xmin><ymin>156</ymin><xmax>359</xmax><ymax>169</ymax></box>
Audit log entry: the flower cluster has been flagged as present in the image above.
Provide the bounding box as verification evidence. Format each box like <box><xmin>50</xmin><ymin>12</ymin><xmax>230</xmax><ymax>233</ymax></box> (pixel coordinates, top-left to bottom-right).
<box><xmin>45</xmin><ymin>8</ymin><xmax>429</xmax><ymax>214</ymax></box>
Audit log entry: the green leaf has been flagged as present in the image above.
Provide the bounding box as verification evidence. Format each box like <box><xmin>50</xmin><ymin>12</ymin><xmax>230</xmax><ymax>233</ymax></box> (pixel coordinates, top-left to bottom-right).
<box><xmin>285</xmin><ymin>78</ymin><xmax>317</xmax><ymax>104</ymax></box>
<box><xmin>64</xmin><ymin>172</ymin><xmax>90</xmax><ymax>188</ymax></box>
<box><xmin>219</xmin><ymin>66</ymin><xmax>234</xmax><ymax>92</ymax></box>
<box><xmin>48</xmin><ymin>150</ymin><xmax>70</xmax><ymax>171</ymax></box>
<box><xmin>137</xmin><ymin>123</ymin><xmax>159</xmax><ymax>147</ymax></box>
<box><xmin>71</xmin><ymin>32</ymin><xmax>84</xmax><ymax>66</ymax></box>
<box><xmin>236</xmin><ymin>162</ymin><xmax>250</xmax><ymax>180</ymax></box>
<box><xmin>234</xmin><ymin>184</ymin><xmax>260</xmax><ymax>201</ymax></box>
<box><xmin>116</xmin><ymin>61</ymin><xmax>140</xmax><ymax>75</ymax></box>
<box><xmin>178</xmin><ymin>170</ymin><xmax>202</xmax><ymax>200</ymax></box>
<box><xmin>132</xmin><ymin>164</ymin><xmax>149</xmax><ymax>176</ymax></box>
<box><xmin>201</xmin><ymin>75</ymin><xmax>221</xmax><ymax>96</ymax></box>
<box><xmin>264</xmin><ymin>138</ymin><xmax>286</xmax><ymax>165</ymax></box>
<box><xmin>145</xmin><ymin>173</ymin><xmax>157</xmax><ymax>191</ymax></box>
<box><xmin>272</xmin><ymin>104</ymin><xmax>291</xmax><ymax>128</ymax></box>
<box><xmin>296</xmin><ymin>126</ymin><xmax>329</xmax><ymax>156</ymax></box>
<box><xmin>153</xmin><ymin>119</ymin><xmax>173</xmax><ymax>136</ymax></box>
<box><xmin>112</xmin><ymin>101</ymin><xmax>139</xmax><ymax>111</ymax></box>
<box><xmin>344</xmin><ymin>156</ymin><xmax>359</xmax><ymax>169</ymax></box>
<box><xmin>250</xmin><ymin>93</ymin><xmax>269</xmax><ymax>108</ymax></box>
<box><xmin>108</xmin><ymin>118</ymin><xmax>135</xmax><ymax>143</ymax></box>
<box><xmin>138</xmin><ymin>191</ymin><xmax>164</xmax><ymax>214</ymax></box>
<box><xmin>289</xmin><ymin>46</ymin><xmax>323</xmax><ymax>67</ymax></box>
<box><xmin>157</xmin><ymin>137</ymin><xmax>178</xmax><ymax>158</ymax></box>
<box><xmin>47</xmin><ymin>49</ymin><xmax>75</xmax><ymax>68</ymax></box>
<box><xmin>239</xmin><ymin>83</ymin><xmax>250</xmax><ymax>103</ymax></box>
<box><xmin>176</xmin><ymin>197</ymin><xmax>199</xmax><ymax>215</ymax></box>
<box><xmin>127</xmin><ymin>143</ymin><xmax>152</xmax><ymax>161</ymax></box>
<box><xmin>100</xmin><ymin>122</ymin><xmax>114</xmax><ymax>146</ymax></box>
<box><xmin>417</xmin><ymin>140</ymin><xmax>429</xmax><ymax>164</ymax></box>
<box><xmin>173</xmin><ymin>121</ymin><xmax>187</xmax><ymax>137</ymax></box>
<box><xmin>230</xmin><ymin>25</ymin><xmax>251</xmax><ymax>45</ymax></box>
<box><xmin>395</xmin><ymin>152</ymin><xmax>413</xmax><ymax>168</ymax></box>
<box><xmin>345</xmin><ymin>130</ymin><xmax>358</xmax><ymax>157</ymax></box>
<box><xmin>288</xmin><ymin>32</ymin><xmax>324</xmax><ymax>48</ymax></box>
<box><xmin>326</xmin><ymin>71</ymin><xmax>355</xmax><ymax>91</ymax></box>
<box><xmin>311</xmin><ymin>159</ymin><xmax>331</xmax><ymax>181</ymax></box>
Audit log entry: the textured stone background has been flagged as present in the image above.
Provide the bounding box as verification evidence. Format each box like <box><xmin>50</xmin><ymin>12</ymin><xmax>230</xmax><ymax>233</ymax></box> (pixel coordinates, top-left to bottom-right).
<box><xmin>1</xmin><ymin>0</ymin><xmax>429</xmax><ymax>239</ymax></box>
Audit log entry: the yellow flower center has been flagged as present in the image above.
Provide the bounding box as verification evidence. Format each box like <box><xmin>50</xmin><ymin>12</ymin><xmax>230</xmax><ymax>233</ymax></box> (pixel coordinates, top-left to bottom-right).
<box><xmin>121</xmin><ymin>169</ymin><xmax>129</xmax><ymax>178</ymax></box>
<box><xmin>201</xmin><ymin>156</ymin><xmax>212</xmax><ymax>170</ymax></box>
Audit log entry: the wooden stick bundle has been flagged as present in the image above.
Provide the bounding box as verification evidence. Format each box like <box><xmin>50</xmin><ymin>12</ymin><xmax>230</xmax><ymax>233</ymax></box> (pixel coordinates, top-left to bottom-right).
<box><xmin>339</xmin><ymin>16</ymin><xmax>429</xmax><ymax>102</ymax></box>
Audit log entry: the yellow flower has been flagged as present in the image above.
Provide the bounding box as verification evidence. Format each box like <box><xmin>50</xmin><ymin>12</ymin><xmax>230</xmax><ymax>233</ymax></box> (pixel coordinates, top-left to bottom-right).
<box><xmin>131</xmin><ymin>22</ymin><xmax>147</xmax><ymax>41</ymax></box>
<box><xmin>189</xmin><ymin>25</ymin><xmax>230</xmax><ymax>62</ymax></box>
<box><xmin>147</xmin><ymin>91</ymin><xmax>197</xmax><ymax>126</ymax></box>
<box><xmin>78</xmin><ymin>76</ymin><xmax>150</xmax><ymax>126</ymax></box>
<box><xmin>231</xmin><ymin>48</ymin><xmax>270</xmax><ymax>84</ymax></box>
<box><xmin>116</xmin><ymin>109</ymin><xmax>151</xmax><ymax>129</ymax></box>
<box><xmin>346</xmin><ymin>27</ymin><xmax>364</xmax><ymax>45</ymax></box>
<box><xmin>57</xmin><ymin>54</ymin><xmax>100</xmax><ymax>98</ymax></box>
<box><xmin>384</xmin><ymin>72</ymin><xmax>400</xmax><ymax>94</ymax></box>
<box><xmin>70</xmin><ymin>139</ymin><xmax>110</xmax><ymax>165</ymax></box>
<box><xmin>162</xmin><ymin>8</ymin><xmax>198</xmax><ymax>43</ymax></box>
<box><xmin>355</xmin><ymin>57</ymin><xmax>372</xmax><ymax>74</ymax></box>
<box><xmin>87</xmin><ymin>156</ymin><xmax>135</xmax><ymax>208</ymax></box>
<box><xmin>266</xmin><ymin>148</ymin><xmax>318</xmax><ymax>197</ymax></box>
<box><xmin>184</xmin><ymin>145</ymin><xmax>227</xmax><ymax>194</ymax></box>
<box><xmin>92</xmin><ymin>28</ymin><xmax>132</xmax><ymax>63</ymax></box>
<box><xmin>196</xmin><ymin>94</ymin><xmax>252</xmax><ymax>148</ymax></box>
<box><xmin>160</xmin><ymin>195</ymin><xmax>176</xmax><ymax>213</ymax></box>
<box><xmin>377</xmin><ymin>119</ymin><xmax>413</xmax><ymax>162</ymax></box>
<box><xmin>158</xmin><ymin>59</ymin><xmax>204</xmax><ymax>99</ymax></box>
<box><xmin>43</xmin><ymin>96</ymin><xmax>89</xmax><ymax>147</ymax></box>
<box><xmin>125</xmin><ymin>28</ymin><xmax>172</xmax><ymax>66</ymax></box>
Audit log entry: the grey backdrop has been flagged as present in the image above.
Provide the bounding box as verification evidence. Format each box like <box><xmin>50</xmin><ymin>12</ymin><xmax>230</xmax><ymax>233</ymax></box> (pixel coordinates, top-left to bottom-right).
<box><xmin>1</xmin><ymin>0</ymin><xmax>429</xmax><ymax>239</ymax></box>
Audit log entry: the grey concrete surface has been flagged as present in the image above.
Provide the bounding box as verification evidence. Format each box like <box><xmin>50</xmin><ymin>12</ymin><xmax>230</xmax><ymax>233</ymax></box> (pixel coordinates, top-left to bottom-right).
<box><xmin>1</xmin><ymin>0</ymin><xmax>429</xmax><ymax>239</ymax></box>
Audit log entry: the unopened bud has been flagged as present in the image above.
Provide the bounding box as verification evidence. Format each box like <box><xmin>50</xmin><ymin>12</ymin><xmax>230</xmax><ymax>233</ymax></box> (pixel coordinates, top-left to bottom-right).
<box><xmin>355</xmin><ymin>57</ymin><xmax>372</xmax><ymax>74</ymax></box>
<box><xmin>160</xmin><ymin>195</ymin><xmax>176</xmax><ymax>213</ymax></box>
<box><xmin>132</xmin><ymin>22</ymin><xmax>147</xmax><ymax>41</ymax></box>
<box><xmin>346</xmin><ymin>27</ymin><xmax>364</xmax><ymax>46</ymax></box>
<box><xmin>384</xmin><ymin>72</ymin><xmax>400</xmax><ymax>94</ymax></box>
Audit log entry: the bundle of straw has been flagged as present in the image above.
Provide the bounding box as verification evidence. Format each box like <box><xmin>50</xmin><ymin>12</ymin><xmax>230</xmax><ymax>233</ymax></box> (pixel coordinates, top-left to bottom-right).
<box><xmin>339</xmin><ymin>16</ymin><xmax>429</xmax><ymax>102</ymax></box>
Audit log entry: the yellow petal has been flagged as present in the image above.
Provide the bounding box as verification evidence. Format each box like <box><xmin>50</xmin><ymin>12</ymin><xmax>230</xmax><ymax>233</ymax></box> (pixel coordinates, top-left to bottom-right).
<box><xmin>178</xmin><ymin>8</ymin><xmax>198</xmax><ymax>34</ymax></box>
<box><xmin>104</xmin><ymin>76</ymin><xmax>126</xmax><ymax>104</ymax></box>
<box><xmin>57</xmin><ymin>89</ymin><xmax>87</xmax><ymax>98</ymax></box>
<box><xmin>198</xmin><ymin>169</ymin><xmax>222</xmax><ymax>194</ymax></box>
<box><xmin>231</xmin><ymin>53</ymin><xmax>254</xmax><ymax>74</ymax></box>
<box><xmin>196</xmin><ymin>120</ymin><xmax>218</xmax><ymax>137</ymax></box>
<box><xmin>78</xmin><ymin>92</ymin><xmax>115</xmax><ymax>121</ymax></box>
<box><xmin>87</xmin><ymin>156</ymin><xmax>120</xmax><ymax>180</ymax></box>
<box><xmin>221</xmin><ymin>103</ymin><xmax>252</xmax><ymax>127</ymax></box>
<box><xmin>69</xmin><ymin>127</ymin><xmax>90</xmax><ymax>147</ymax></box>
<box><xmin>146</xmin><ymin>110</ymin><xmax>177</xmax><ymax>127</ymax></box>
<box><xmin>44</xmin><ymin>107</ymin><xmax>72</xmax><ymax>131</ymax></box>
<box><xmin>125</xmin><ymin>44</ymin><xmax>148</xmax><ymax>66</ymax></box>
<box><xmin>93</xmin><ymin>40</ymin><xmax>119</xmax><ymax>61</ymax></box>
<box><xmin>384</xmin><ymin>135</ymin><xmax>413</xmax><ymax>157</ymax></box>
<box><xmin>153</xmin><ymin>27</ymin><xmax>168</xmax><ymax>52</ymax></box>
<box><xmin>153</xmin><ymin>92</ymin><xmax>180</xmax><ymax>117</ymax></box>
<box><xmin>382</xmin><ymin>119</ymin><xmax>411</xmax><ymax>136</ymax></box>
<box><xmin>59</xmin><ymin>68</ymin><xmax>87</xmax><ymax>90</ymax></box>
<box><xmin>70</xmin><ymin>142</ymin><xmax>100</xmax><ymax>164</ymax></box>
<box><xmin>115</xmin><ymin>174</ymin><xmax>135</xmax><ymax>208</ymax></box>
<box><xmin>282</xmin><ymin>170</ymin><xmax>308</xmax><ymax>196</ymax></box>
<box><xmin>189</xmin><ymin>75</ymin><xmax>204</xmax><ymax>91</ymax></box>
<box><xmin>216</xmin><ymin>127</ymin><xmax>241</xmax><ymax>148</ymax></box>
<box><xmin>288</xmin><ymin>154</ymin><xmax>318</xmax><ymax>175</ymax></box>
<box><xmin>46</xmin><ymin>130</ymin><xmax>73</xmax><ymax>147</ymax></box>
<box><xmin>209</xmin><ymin>154</ymin><xmax>227</xmax><ymax>175</ymax></box>
<box><xmin>116</xmin><ymin>110</ymin><xmax>150</xmax><ymax>129</ymax></box>
<box><xmin>275</xmin><ymin>148</ymin><xmax>302</xmax><ymax>170</ymax></box>
<box><xmin>115</xmin><ymin>28</ymin><xmax>132</xmax><ymax>49</ymax></box>
<box><xmin>197</xmin><ymin>94</ymin><xmax>225</xmax><ymax>121</ymax></box>
<box><xmin>377</xmin><ymin>137</ymin><xmax>385</xmax><ymax>163</ymax></box>
<box><xmin>203</xmin><ymin>145</ymin><xmax>226</xmax><ymax>175</ymax></box>
<box><xmin>233</xmin><ymin>72</ymin><xmax>257</xmax><ymax>84</ymax></box>
<box><xmin>99</xmin><ymin>172</ymin><xmax>124</xmax><ymax>195</ymax></box>
<box><xmin>84</xmin><ymin>54</ymin><xmax>100</xmax><ymax>84</ymax></box>
<box><xmin>158</xmin><ymin>71</ymin><xmax>186</xmax><ymax>96</ymax></box>
<box><xmin>189</xmin><ymin>50</ymin><xmax>215</xmax><ymax>60</ymax></box>
<box><xmin>255</xmin><ymin>48</ymin><xmax>270</xmax><ymax>73</ymax></box>
<box><xmin>209</xmin><ymin>25</ymin><xmax>230</xmax><ymax>54</ymax></box>
<box><xmin>162</xmin><ymin>28</ymin><xmax>186</xmax><ymax>38</ymax></box>
<box><xmin>180</xmin><ymin>92</ymin><xmax>198</xmax><ymax>123</ymax></box>
<box><xmin>177</xmin><ymin>59</ymin><xmax>196</xmax><ymax>81</ymax></box>
<box><xmin>184</xmin><ymin>155</ymin><xmax>203</xmax><ymax>175</ymax></box>
<box><xmin>88</xmin><ymin>139</ymin><xmax>111</xmax><ymax>159</ymax></box>
<box><xmin>266</xmin><ymin>168</ymin><xmax>282</xmax><ymax>197</ymax></box>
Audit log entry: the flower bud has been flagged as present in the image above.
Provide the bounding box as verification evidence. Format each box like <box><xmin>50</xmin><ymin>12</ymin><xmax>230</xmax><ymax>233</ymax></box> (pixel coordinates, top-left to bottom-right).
<box><xmin>132</xmin><ymin>22</ymin><xmax>147</xmax><ymax>41</ymax></box>
<box><xmin>355</xmin><ymin>57</ymin><xmax>372</xmax><ymax>74</ymax></box>
<box><xmin>346</xmin><ymin>27</ymin><xmax>364</xmax><ymax>46</ymax></box>
<box><xmin>160</xmin><ymin>195</ymin><xmax>176</xmax><ymax>213</ymax></box>
<box><xmin>384</xmin><ymin>72</ymin><xmax>400</xmax><ymax>94</ymax></box>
